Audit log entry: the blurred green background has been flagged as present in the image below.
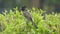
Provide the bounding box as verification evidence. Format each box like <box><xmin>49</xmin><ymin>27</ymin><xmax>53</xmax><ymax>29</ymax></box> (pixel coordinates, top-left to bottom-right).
<box><xmin>0</xmin><ymin>0</ymin><xmax>60</xmax><ymax>34</ymax></box>
<box><xmin>0</xmin><ymin>0</ymin><xmax>60</xmax><ymax>13</ymax></box>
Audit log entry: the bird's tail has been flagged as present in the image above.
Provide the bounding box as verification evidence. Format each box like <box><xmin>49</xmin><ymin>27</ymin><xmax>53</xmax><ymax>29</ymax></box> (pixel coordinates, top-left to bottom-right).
<box><xmin>32</xmin><ymin>21</ymin><xmax>38</xmax><ymax>29</ymax></box>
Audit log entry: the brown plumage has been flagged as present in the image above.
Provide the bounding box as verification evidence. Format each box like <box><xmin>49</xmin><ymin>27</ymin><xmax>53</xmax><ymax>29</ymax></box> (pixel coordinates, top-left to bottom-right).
<box><xmin>21</xmin><ymin>6</ymin><xmax>38</xmax><ymax>29</ymax></box>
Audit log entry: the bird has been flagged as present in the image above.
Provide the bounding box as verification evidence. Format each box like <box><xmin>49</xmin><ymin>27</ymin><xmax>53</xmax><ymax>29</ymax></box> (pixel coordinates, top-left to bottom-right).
<box><xmin>21</xmin><ymin>6</ymin><xmax>38</xmax><ymax>29</ymax></box>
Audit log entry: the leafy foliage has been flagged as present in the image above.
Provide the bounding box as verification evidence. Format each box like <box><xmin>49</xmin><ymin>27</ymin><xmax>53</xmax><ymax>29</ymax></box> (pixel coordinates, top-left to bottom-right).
<box><xmin>0</xmin><ymin>7</ymin><xmax>60</xmax><ymax>34</ymax></box>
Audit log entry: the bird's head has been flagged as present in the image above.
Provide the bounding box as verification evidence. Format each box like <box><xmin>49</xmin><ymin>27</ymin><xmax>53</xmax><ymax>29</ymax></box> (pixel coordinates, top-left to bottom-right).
<box><xmin>21</xmin><ymin>6</ymin><xmax>27</xmax><ymax>11</ymax></box>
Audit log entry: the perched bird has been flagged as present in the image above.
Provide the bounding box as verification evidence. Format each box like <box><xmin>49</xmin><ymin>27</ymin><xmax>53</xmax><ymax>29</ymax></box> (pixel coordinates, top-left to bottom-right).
<box><xmin>21</xmin><ymin>6</ymin><xmax>38</xmax><ymax>29</ymax></box>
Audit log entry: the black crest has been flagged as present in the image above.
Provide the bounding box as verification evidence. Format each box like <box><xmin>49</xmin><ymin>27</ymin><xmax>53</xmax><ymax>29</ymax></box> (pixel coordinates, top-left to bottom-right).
<box><xmin>21</xmin><ymin>6</ymin><xmax>27</xmax><ymax>11</ymax></box>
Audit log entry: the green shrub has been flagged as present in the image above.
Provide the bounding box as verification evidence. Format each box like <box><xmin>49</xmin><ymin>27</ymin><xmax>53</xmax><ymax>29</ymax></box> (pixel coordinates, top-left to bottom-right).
<box><xmin>0</xmin><ymin>7</ymin><xmax>60</xmax><ymax>34</ymax></box>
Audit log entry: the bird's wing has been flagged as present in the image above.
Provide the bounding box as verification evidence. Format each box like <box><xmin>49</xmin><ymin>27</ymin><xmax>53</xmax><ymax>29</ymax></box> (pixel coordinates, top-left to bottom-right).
<box><xmin>23</xmin><ymin>11</ymin><xmax>33</xmax><ymax>21</ymax></box>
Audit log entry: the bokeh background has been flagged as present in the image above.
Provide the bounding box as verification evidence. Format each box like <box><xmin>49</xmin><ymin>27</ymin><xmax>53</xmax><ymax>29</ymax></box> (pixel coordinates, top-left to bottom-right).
<box><xmin>0</xmin><ymin>0</ymin><xmax>60</xmax><ymax>13</ymax></box>
<box><xmin>0</xmin><ymin>0</ymin><xmax>60</xmax><ymax>34</ymax></box>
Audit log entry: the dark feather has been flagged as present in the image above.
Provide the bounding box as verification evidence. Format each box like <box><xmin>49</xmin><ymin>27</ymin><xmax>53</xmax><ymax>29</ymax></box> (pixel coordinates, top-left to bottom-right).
<box><xmin>21</xmin><ymin>6</ymin><xmax>38</xmax><ymax>29</ymax></box>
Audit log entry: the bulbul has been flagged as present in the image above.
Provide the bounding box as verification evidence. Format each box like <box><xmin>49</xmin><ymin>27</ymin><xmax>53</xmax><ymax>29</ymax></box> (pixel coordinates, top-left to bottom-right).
<box><xmin>21</xmin><ymin>6</ymin><xmax>38</xmax><ymax>29</ymax></box>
